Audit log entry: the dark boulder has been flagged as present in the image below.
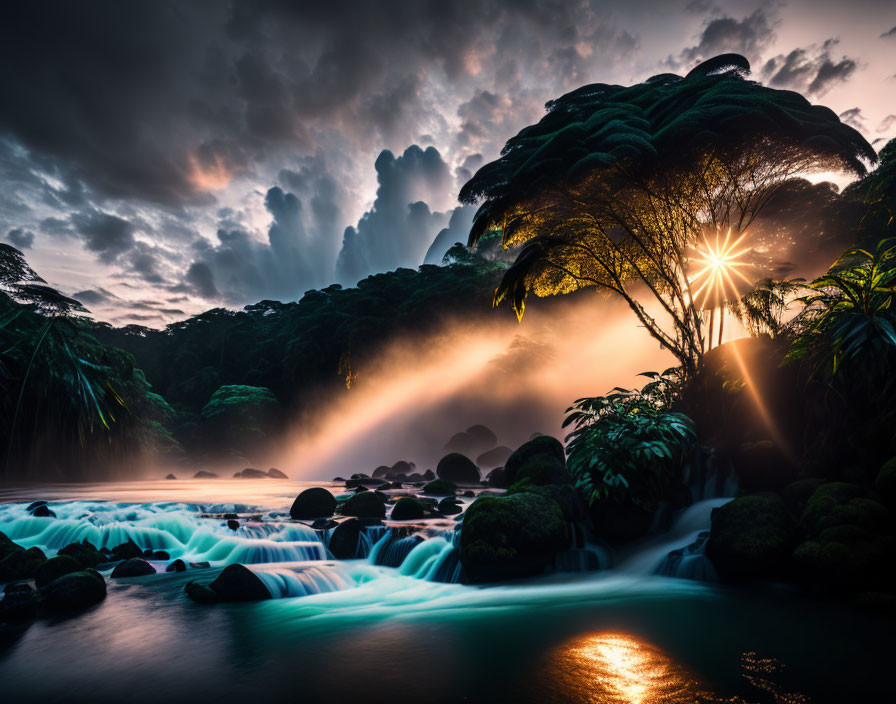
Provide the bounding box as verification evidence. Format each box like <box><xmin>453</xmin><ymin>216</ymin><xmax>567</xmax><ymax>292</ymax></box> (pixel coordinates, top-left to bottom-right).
<box><xmin>504</xmin><ymin>435</ymin><xmax>570</xmax><ymax>486</ymax></box>
<box><xmin>111</xmin><ymin>558</ymin><xmax>156</xmax><ymax>578</ymax></box>
<box><xmin>390</xmin><ymin>498</ymin><xmax>425</xmax><ymax>521</ymax></box>
<box><xmin>0</xmin><ymin>544</ymin><xmax>46</xmax><ymax>582</ymax></box>
<box><xmin>40</xmin><ymin>569</ymin><xmax>106</xmax><ymax>613</ymax></box>
<box><xmin>328</xmin><ymin>519</ymin><xmax>362</xmax><ymax>559</ymax></box>
<box><xmin>226</xmin><ymin>519</ymin><xmax>239</xmax><ymax>531</ymax></box>
<box><xmin>423</xmin><ymin>479</ymin><xmax>457</xmax><ymax>496</ymax></box>
<box><xmin>234</xmin><ymin>467</ymin><xmax>268</xmax><ymax>479</ymax></box>
<box><xmin>35</xmin><ymin>556</ymin><xmax>82</xmax><ymax>588</ymax></box>
<box><xmin>372</xmin><ymin>465</ymin><xmax>392</xmax><ymax>478</ymax></box>
<box><xmin>166</xmin><ymin>559</ymin><xmax>187</xmax><ymax>573</ymax></box>
<box><xmin>459</xmin><ymin>493</ymin><xmax>569</xmax><ymax>583</ymax></box>
<box><xmin>339</xmin><ymin>491</ymin><xmax>386</xmax><ymax>519</ymax></box>
<box><xmin>486</xmin><ymin>467</ymin><xmax>508</xmax><ymax>488</ymax></box>
<box><xmin>267</xmin><ymin>468</ymin><xmax>288</xmax><ymax>479</ymax></box>
<box><xmin>165</xmin><ymin>473</ymin><xmax>177</xmax><ymax>480</ymax></box>
<box><xmin>111</xmin><ymin>541</ymin><xmax>143</xmax><ymax>561</ymax></box>
<box><xmin>193</xmin><ymin>470</ymin><xmax>218</xmax><ymax>479</ymax></box>
<box><xmin>438</xmin><ymin>498</ymin><xmax>463</xmax><ymax>515</ymax></box>
<box><xmin>26</xmin><ymin>501</ymin><xmax>47</xmax><ymax>512</ymax></box>
<box><xmin>391</xmin><ymin>461</ymin><xmax>412</xmax><ymax>476</ymax></box>
<box><xmin>517</xmin><ymin>483</ymin><xmax>586</xmax><ymax>523</ymax></box>
<box><xmin>477</xmin><ymin>446</ymin><xmax>513</xmax><ymax>469</ymax></box>
<box><xmin>781</xmin><ymin>478</ymin><xmax>826</xmax><ymax>517</ymax></box>
<box><xmin>436</xmin><ymin>453</ymin><xmax>480</xmax><ymax>484</ymax></box>
<box><xmin>31</xmin><ymin>505</ymin><xmax>56</xmax><ymax>518</ymax></box>
<box><xmin>290</xmin><ymin>488</ymin><xmax>337</xmax><ymax>520</ymax></box>
<box><xmin>145</xmin><ymin>550</ymin><xmax>170</xmax><ymax>560</ymax></box>
<box><xmin>185</xmin><ymin>564</ymin><xmax>271</xmax><ymax>604</ymax></box>
<box><xmin>422</xmin><ymin>469</ymin><xmax>435</xmax><ymax>481</ymax></box>
<box><xmin>707</xmin><ymin>494</ymin><xmax>796</xmax><ymax>580</ymax></box>
<box><xmin>0</xmin><ymin>583</ymin><xmax>37</xmax><ymax>622</ymax></box>
<box><xmin>58</xmin><ymin>540</ymin><xmax>105</xmax><ymax>568</ymax></box>
<box><xmin>733</xmin><ymin>440</ymin><xmax>796</xmax><ymax>493</ymax></box>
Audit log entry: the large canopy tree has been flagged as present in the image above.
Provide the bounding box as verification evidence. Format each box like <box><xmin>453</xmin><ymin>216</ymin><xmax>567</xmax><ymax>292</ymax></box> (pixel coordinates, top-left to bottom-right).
<box><xmin>460</xmin><ymin>54</ymin><xmax>876</xmax><ymax>376</ymax></box>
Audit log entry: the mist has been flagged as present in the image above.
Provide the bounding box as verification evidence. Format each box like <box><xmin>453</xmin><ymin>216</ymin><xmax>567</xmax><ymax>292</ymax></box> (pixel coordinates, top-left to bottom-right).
<box><xmin>273</xmin><ymin>294</ymin><xmax>673</xmax><ymax>480</ymax></box>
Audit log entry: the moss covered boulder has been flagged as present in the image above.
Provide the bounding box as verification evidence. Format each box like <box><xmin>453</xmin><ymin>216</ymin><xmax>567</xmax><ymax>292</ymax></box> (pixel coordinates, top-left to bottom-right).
<box><xmin>290</xmin><ymin>488</ymin><xmax>337</xmax><ymax>520</ymax></box>
<box><xmin>707</xmin><ymin>494</ymin><xmax>796</xmax><ymax>580</ymax></box>
<box><xmin>513</xmin><ymin>483</ymin><xmax>586</xmax><ymax>523</ymax></box>
<box><xmin>423</xmin><ymin>479</ymin><xmax>457</xmax><ymax>495</ymax></box>
<box><xmin>339</xmin><ymin>491</ymin><xmax>386</xmax><ymax>519</ymax></box>
<box><xmin>58</xmin><ymin>540</ymin><xmax>105</xmax><ymax>568</ymax></box>
<box><xmin>459</xmin><ymin>493</ymin><xmax>569</xmax><ymax>583</ymax></box>
<box><xmin>40</xmin><ymin>569</ymin><xmax>106</xmax><ymax>613</ymax></box>
<box><xmin>35</xmin><ymin>555</ymin><xmax>82</xmax><ymax>588</ymax></box>
<box><xmin>792</xmin><ymin>482</ymin><xmax>896</xmax><ymax>593</ymax></box>
<box><xmin>0</xmin><ymin>539</ymin><xmax>46</xmax><ymax>583</ymax></box>
<box><xmin>504</xmin><ymin>435</ymin><xmax>570</xmax><ymax>486</ymax></box>
<box><xmin>436</xmin><ymin>453</ymin><xmax>481</xmax><ymax>484</ymax></box>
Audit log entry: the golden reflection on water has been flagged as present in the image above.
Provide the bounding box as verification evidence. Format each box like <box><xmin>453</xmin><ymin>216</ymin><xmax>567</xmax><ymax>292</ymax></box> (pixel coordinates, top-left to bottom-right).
<box><xmin>548</xmin><ymin>632</ymin><xmax>714</xmax><ymax>703</ymax></box>
<box><xmin>544</xmin><ymin>633</ymin><xmax>810</xmax><ymax>704</ymax></box>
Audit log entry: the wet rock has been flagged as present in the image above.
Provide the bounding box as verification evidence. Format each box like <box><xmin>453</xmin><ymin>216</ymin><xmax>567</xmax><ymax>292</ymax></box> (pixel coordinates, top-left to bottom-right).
<box><xmin>111</xmin><ymin>558</ymin><xmax>156</xmax><ymax>578</ymax></box>
<box><xmin>0</xmin><ymin>583</ymin><xmax>37</xmax><ymax>623</ymax></box>
<box><xmin>234</xmin><ymin>467</ymin><xmax>268</xmax><ymax>479</ymax></box>
<box><xmin>436</xmin><ymin>453</ymin><xmax>481</xmax><ymax>485</ymax></box>
<box><xmin>311</xmin><ymin>518</ymin><xmax>337</xmax><ymax>530</ymax></box>
<box><xmin>58</xmin><ymin>540</ymin><xmax>105</xmax><ymax>568</ymax></box>
<box><xmin>438</xmin><ymin>498</ymin><xmax>463</xmax><ymax>515</ymax></box>
<box><xmin>111</xmin><ymin>541</ymin><xmax>143</xmax><ymax>560</ymax></box>
<box><xmin>184</xmin><ymin>580</ymin><xmax>217</xmax><ymax>603</ymax></box>
<box><xmin>460</xmin><ymin>493</ymin><xmax>569</xmax><ymax>583</ymax></box>
<box><xmin>373</xmin><ymin>465</ymin><xmax>392</xmax><ymax>478</ymax></box>
<box><xmin>166</xmin><ymin>559</ymin><xmax>187</xmax><ymax>573</ymax></box>
<box><xmin>339</xmin><ymin>491</ymin><xmax>386</xmax><ymax>519</ymax></box>
<box><xmin>463</xmin><ymin>490</ymin><xmax>475</xmax><ymax>498</ymax></box>
<box><xmin>390</xmin><ymin>497</ymin><xmax>425</xmax><ymax>521</ymax></box>
<box><xmin>26</xmin><ymin>501</ymin><xmax>47</xmax><ymax>512</ymax></box>
<box><xmin>423</xmin><ymin>479</ymin><xmax>457</xmax><ymax>496</ymax></box>
<box><xmin>477</xmin><ymin>446</ymin><xmax>514</xmax><ymax>469</ymax></box>
<box><xmin>485</xmin><ymin>467</ymin><xmax>508</xmax><ymax>488</ymax></box>
<box><xmin>267</xmin><ymin>468</ymin><xmax>288</xmax><ymax>479</ymax></box>
<box><xmin>165</xmin><ymin>473</ymin><xmax>177</xmax><ymax>480</ymax></box>
<box><xmin>31</xmin><ymin>505</ymin><xmax>56</xmax><ymax>518</ymax></box>
<box><xmin>227</xmin><ymin>519</ymin><xmax>240</xmax><ymax>531</ymax></box>
<box><xmin>40</xmin><ymin>569</ymin><xmax>106</xmax><ymax>613</ymax></box>
<box><xmin>0</xmin><ymin>544</ymin><xmax>46</xmax><ymax>582</ymax></box>
<box><xmin>143</xmin><ymin>549</ymin><xmax>170</xmax><ymax>560</ymax></box>
<box><xmin>290</xmin><ymin>488</ymin><xmax>337</xmax><ymax>520</ymax></box>
<box><xmin>707</xmin><ymin>494</ymin><xmax>796</xmax><ymax>580</ymax></box>
<box><xmin>351</xmin><ymin>473</ymin><xmax>369</xmax><ymax>479</ymax></box>
<box><xmin>204</xmin><ymin>564</ymin><xmax>271</xmax><ymax>602</ymax></box>
<box><xmin>328</xmin><ymin>519</ymin><xmax>362</xmax><ymax>559</ymax></box>
<box><xmin>423</xmin><ymin>469</ymin><xmax>435</xmax><ymax>481</ymax></box>
<box><xmin>504</xmin><ymin>436</ymin><xmax>570</xmax><ymax>486</ymax></box>
<box><xmin>35</xmin><ymin>556</ymin><xmax>82</xmax><ymax>588</ymax></box>
<box><xmin>193</xmin><ymin>470</ymin><xmax>218</xmax><ymax>478</ymax></box>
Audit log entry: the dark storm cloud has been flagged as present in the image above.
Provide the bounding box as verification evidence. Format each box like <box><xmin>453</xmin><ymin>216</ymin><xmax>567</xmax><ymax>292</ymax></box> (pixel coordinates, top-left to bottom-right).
<box><xmin>839</xmin><ymin>108</ymin><xmax>866</xmax><ymax>131</ymax></box>
<box><xmin>678</xmin><ymin>8</ymin><xmax>778</xmax><ymax>66</ymax></box>
<box><xmin>335</xmin><ymin>145</ymin><xmax>453</xmax><ymax>284</ymax></box>
<box><xmin>5</xmin><ymin>228</ymin><xmax>34</xmax><ymax>250</ymax></box>
<box><xmin>69</xmin><ymin>210</ymin><xmax>136</xmax><ymax>262</ymax></box>
<box><xmin>761</xmin><ymin>39</ymin><xmax>858</xmax><ymax>97</ymax></box>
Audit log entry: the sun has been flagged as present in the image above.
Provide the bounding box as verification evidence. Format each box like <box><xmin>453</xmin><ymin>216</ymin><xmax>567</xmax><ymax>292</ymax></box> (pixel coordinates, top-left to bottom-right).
<box><xmin>689</xmin><ymin>228</ymin><xmax>754</xmax><ymax>348</ymax></box>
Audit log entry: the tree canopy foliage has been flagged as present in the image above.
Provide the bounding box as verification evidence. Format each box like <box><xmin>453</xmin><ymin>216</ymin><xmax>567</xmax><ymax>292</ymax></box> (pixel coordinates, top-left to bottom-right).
<box><xmin>460</xmin><ymin>54</ymin><xmax>876</xmax><ymax>375</ymax></box>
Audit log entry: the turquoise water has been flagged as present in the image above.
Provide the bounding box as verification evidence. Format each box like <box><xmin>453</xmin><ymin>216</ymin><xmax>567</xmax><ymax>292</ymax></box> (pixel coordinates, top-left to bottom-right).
<box><xmin>0</xmin><ymin>481</ymin><xmax>890</xmax><ymax>703</ymax></box>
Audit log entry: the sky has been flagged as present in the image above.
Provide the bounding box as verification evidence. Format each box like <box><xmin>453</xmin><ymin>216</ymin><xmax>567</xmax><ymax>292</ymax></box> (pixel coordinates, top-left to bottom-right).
<box><xmin>0</xmin><ymin>0</ymin><xmax>894</xmax><ymax>326</ymax></box>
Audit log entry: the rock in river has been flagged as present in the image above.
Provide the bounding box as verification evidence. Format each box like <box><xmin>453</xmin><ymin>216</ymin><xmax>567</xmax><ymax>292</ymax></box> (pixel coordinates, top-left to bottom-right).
<box><xmin>290</xmin><ymin>488</ymin><xmax>337</xmax><ymax>520</ymax></box>
<box><xmin>111</xmin><ymin>558</ymin><xmax>156</xmax><ymax>578</ymax></box>
<box><xmin>40</xmin><ymin>569</ymin><xmax>107</xmax><ymax>613</ymax></box>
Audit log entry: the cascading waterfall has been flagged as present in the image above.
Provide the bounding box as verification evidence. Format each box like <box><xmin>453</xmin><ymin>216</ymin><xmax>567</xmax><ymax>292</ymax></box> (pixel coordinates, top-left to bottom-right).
<box><xmin>255</xmin><ymin>564</ymin><xmax>355</xmax><ymax>598</ymax></box>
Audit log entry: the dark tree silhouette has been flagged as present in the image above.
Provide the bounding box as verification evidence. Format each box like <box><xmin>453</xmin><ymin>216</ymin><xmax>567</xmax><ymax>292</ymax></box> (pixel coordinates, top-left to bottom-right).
<box><xmin>460</xmin><ymin>54</ymin><xmax>875</xmax><ymax>376</ymax></box>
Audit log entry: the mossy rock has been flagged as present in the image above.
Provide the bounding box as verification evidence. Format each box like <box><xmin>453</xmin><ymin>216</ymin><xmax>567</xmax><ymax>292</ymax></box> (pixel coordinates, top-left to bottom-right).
<box><xmin>459</xmin><ymin>493</ymin><xmax>569</xmax><ymax>583</ymax></box>
<box><xmin>706</xmin><ymin>494</ymin><xmax>796</xmax><ymax>580</ymax></box>
<box><xmin>875</xmin><ymin>457</ymin><xmax>896</xmax><ymax>508</ymax></box>
<box><xmin>799</xmin><ymin>482</ymin><xmax>887</xmax><ymax>537</ymax></box>
<box><xmin>35</xmin><ymin>555</ymin><xmax>82</xmax><ymax>588</ymax></box>
<box><xmin>511</xmin><ymin>483</ymin><xmax>586</xmax><ymax>523</ymax></box>
<box><xmin>290</xmin><ymin>488</ymin><xmax>337</xmax><ymax>520</ymax></box>
<box><xmin>0</xmin><ymin>545</ymin><xmax>46</xmax><ymax>582</ymax></box>
<box><xmin>390</xmin><ymin>497</ymin><xmax>425</xmax><ymax>521</ymax></box>
<box><xmin>504</xmin><ymin>436</ymin><xmax>570</xmax><ymax>486</ymax></box>
<box><xmin>339</xmin><ymin>491</ymin><xmax>386</xmax><ymax>519</ymax></box>
<box><xmin>422</xmin><ymin>479</ymin><xmax>457</xmax><ymax>496</ymax></box>
<box><xmin>58</xmin><ymin>540</ymin><xmax>105</xmax><ymax>568</ymax></box>
<box><xmin>781</xmin><ymin>478</ymin><xmax>826</xmax><ymax>518</ymax></box>
<box><xmin>436</xmin><ymin>453</ymin><xmax>481</xmax><ymax>484</ymax></box>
